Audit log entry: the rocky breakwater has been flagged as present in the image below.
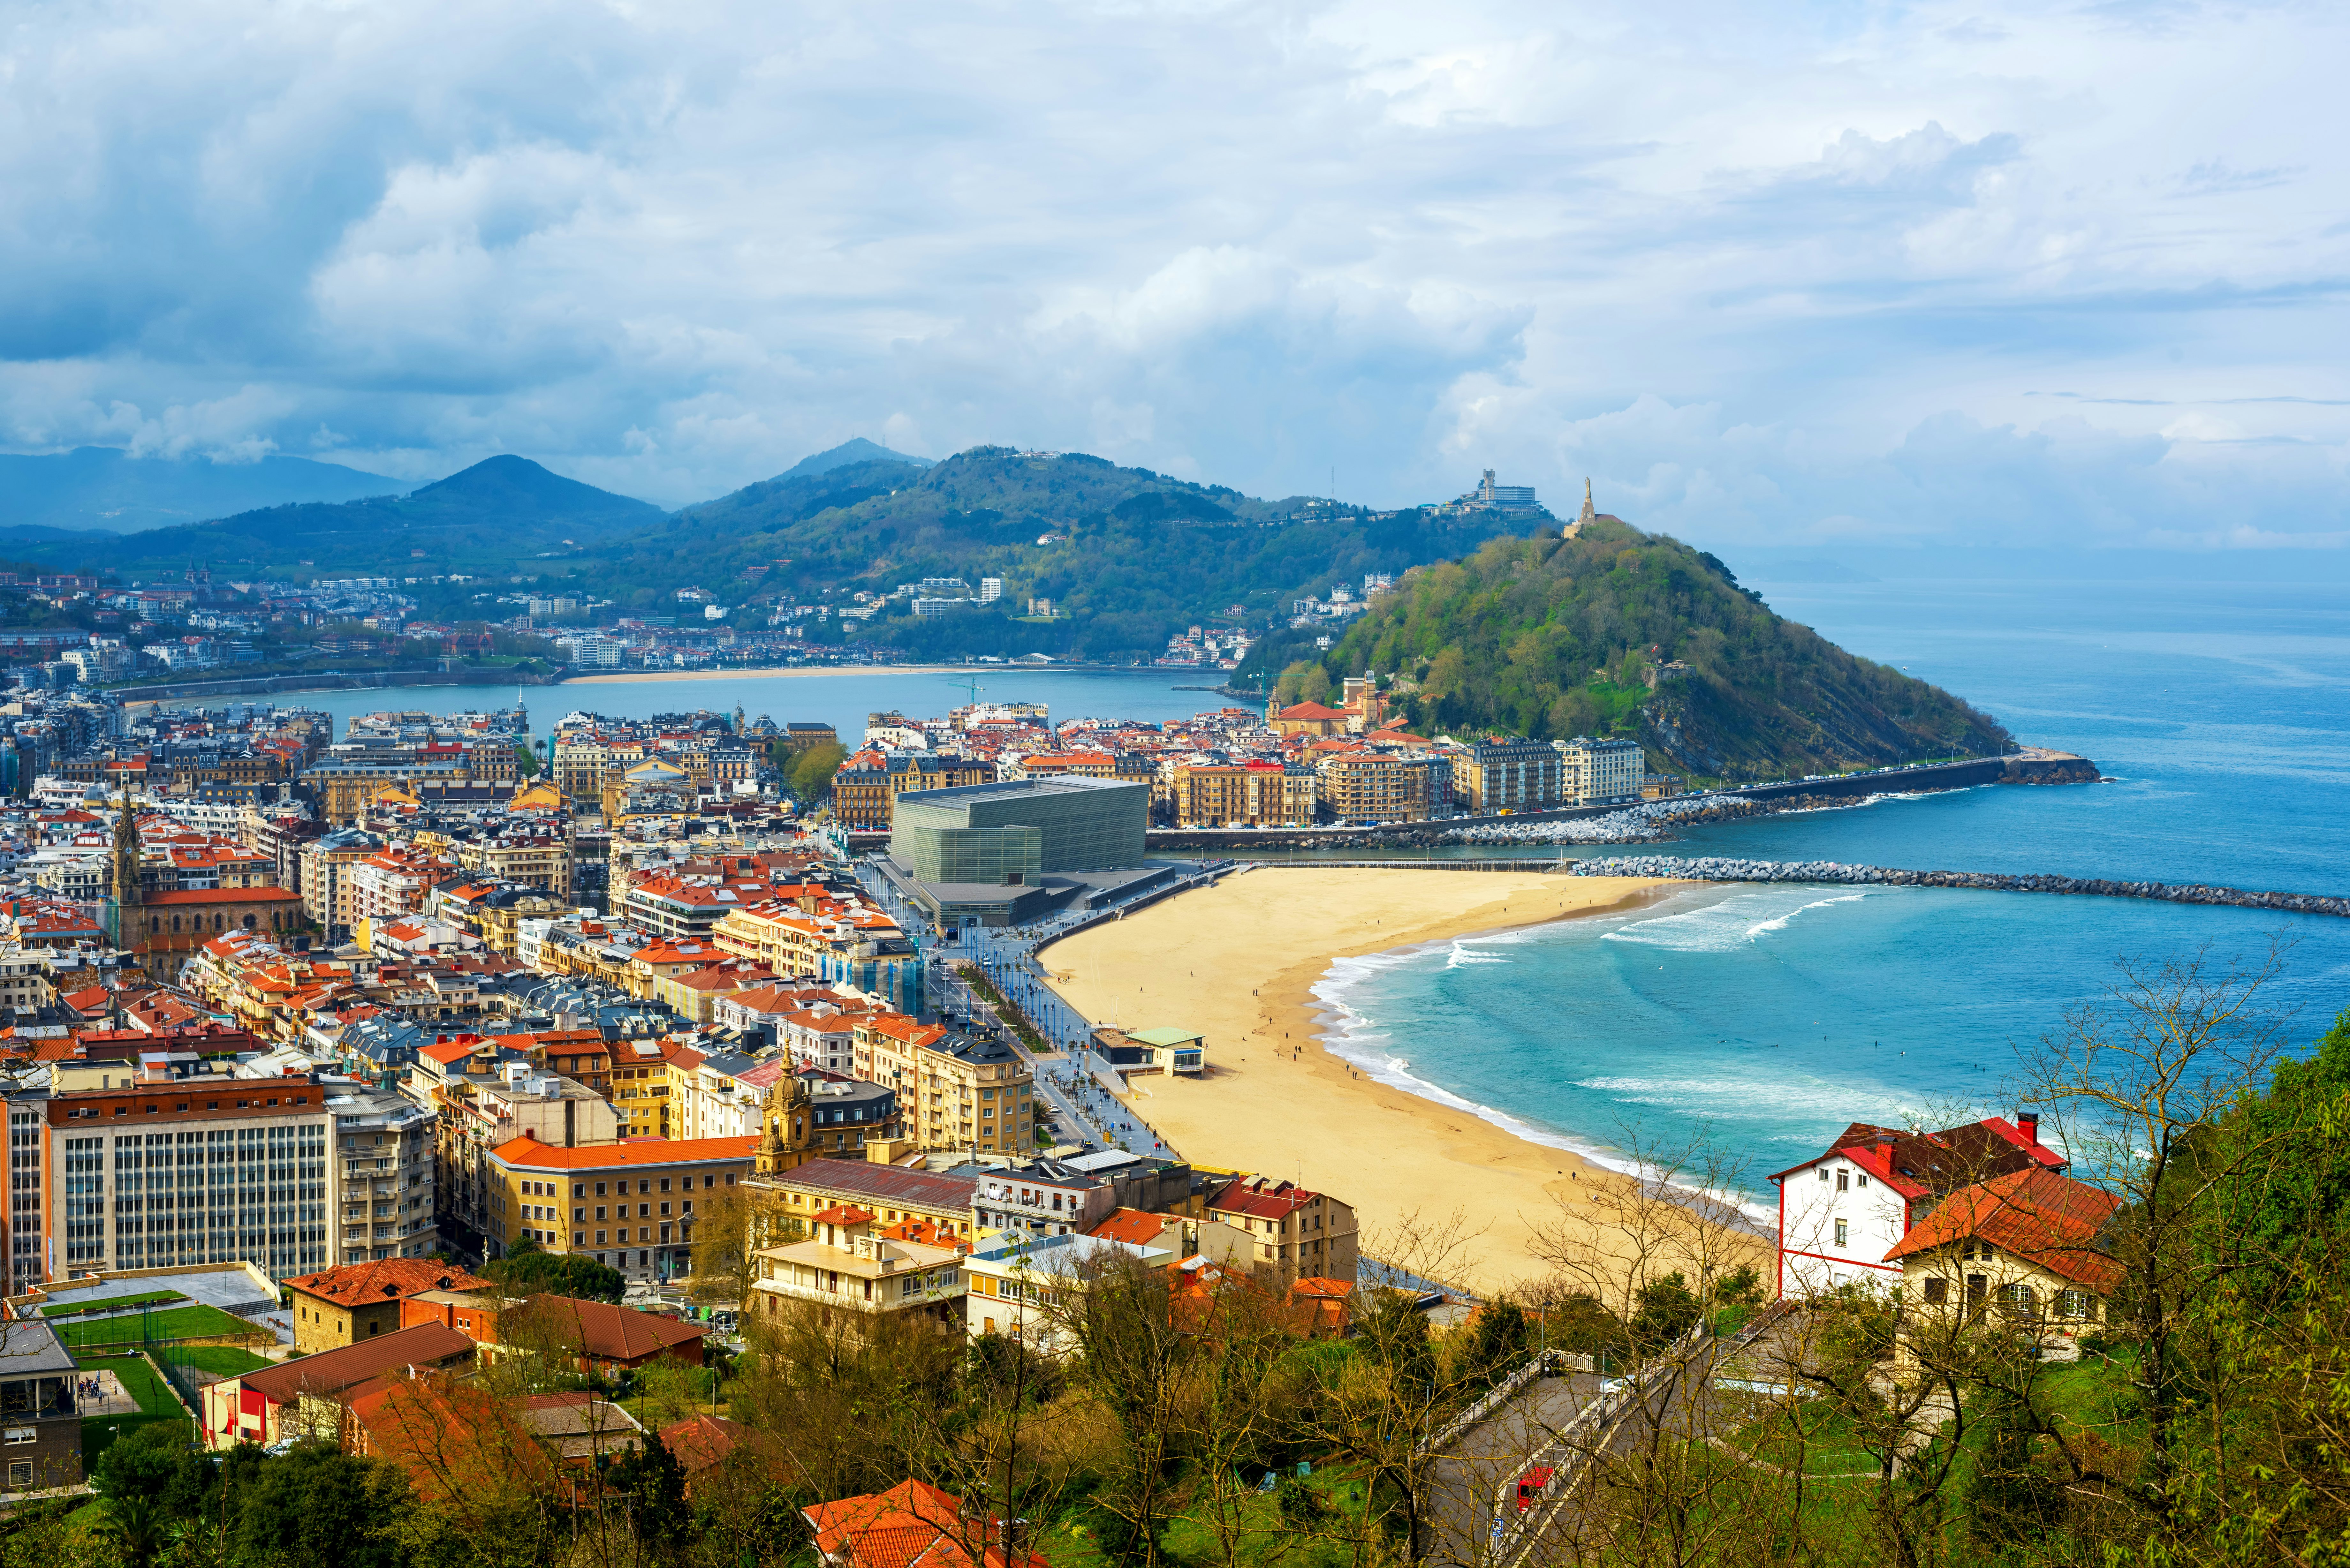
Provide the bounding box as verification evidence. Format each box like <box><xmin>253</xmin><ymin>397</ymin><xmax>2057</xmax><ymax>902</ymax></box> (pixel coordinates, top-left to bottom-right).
<box><xmin>1566</xmin><ymin>856</ymin><xmax>2350</xmax><ymax>919</ymax></box>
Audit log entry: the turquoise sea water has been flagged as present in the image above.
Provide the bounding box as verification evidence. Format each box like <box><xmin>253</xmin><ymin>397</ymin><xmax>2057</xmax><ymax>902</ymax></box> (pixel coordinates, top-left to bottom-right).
<box><xmin>1314</xmin><ymin>573</ymin><xmax>2350</xmax><ymax>1193</ymax></box>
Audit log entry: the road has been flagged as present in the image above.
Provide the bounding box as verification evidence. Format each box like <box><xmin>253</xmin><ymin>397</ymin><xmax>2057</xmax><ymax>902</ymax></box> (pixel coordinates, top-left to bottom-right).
<box><xmin>1417</xmin><ymin>1307</ymin><xmax>1808</xmax><ymax>1568</ymax></box>
<box><xmin>1421</xmin><ymin>1369</ymin><xmax>1605</xmax><ymax>1568</ymax></box>
<box><xmin>1499</xmin><ymin>1308</ymin><xmax>1808</xmax><ymax>1566</ymax></box>
<box><xmin>853</xmin><ymin>860</ymin><xmax>1193</xmax><ymax>1159</ymax></box>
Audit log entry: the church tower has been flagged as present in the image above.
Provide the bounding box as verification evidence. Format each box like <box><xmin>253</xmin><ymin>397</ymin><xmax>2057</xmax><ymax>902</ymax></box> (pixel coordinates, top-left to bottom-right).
<box><xmin>110</xmin><ymin>772</ymin><xmax>143</xmax><ymax>965</ymax></box>
<box><xmin>1567</xmin><ymin>479</ymin><xmax>1597</xmax><ymax>538</ymax></box>
<box><xmin>754</xmin><ymin>1072</ymin><xmax>817</xmax><ymax>1176</ymax></box>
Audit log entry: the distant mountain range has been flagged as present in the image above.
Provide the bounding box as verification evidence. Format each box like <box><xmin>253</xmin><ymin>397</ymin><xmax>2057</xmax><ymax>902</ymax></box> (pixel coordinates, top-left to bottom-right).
<box><xmin>0</xmin><ymin>447</ymin><xmax>401</xmax><ymax>533</ymax></box>
<box><xmin>0</xmin><ymin>453</ymin><xmax>666</xmax><ymax>576</ymax></box>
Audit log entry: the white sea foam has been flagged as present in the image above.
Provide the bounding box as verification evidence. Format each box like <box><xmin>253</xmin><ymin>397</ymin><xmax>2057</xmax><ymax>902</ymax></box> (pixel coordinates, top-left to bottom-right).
<box><xmin>1602</xmin><ymin>889</ymin><xmax>1868</xmax><ymax>951</ymax></box>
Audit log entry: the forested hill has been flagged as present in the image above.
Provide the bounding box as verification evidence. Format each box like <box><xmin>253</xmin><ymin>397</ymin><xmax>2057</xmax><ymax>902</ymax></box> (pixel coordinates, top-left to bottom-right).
<box><xmin>622</xmin><ymin>446</ymin><xmax>1539</xmax><ymax>656</ymax></box>
<box><xmin>1296</xmin><ymin>518</ymin><xmax>2011</xmax><ymax>780</ymax></box>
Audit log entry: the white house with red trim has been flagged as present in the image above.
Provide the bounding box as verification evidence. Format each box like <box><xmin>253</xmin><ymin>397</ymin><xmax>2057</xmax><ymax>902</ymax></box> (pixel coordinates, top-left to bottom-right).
<box><xmin>1768</xmin><ymin>1112</ymin><xmax>2065</xmax><ymax>1298</ymax></box>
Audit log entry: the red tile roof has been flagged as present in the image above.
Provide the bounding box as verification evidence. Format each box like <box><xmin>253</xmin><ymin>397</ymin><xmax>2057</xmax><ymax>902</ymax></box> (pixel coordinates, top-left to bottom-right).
<box><xmin>661</xmin><ymin>1412</ymin><xmax>754</xmax><ymax>1472</ymax></box>
<box><xmin>526</xmin><ymin>1294</ymin><xmax>710</xmax><ymax>1363</ymax></box>
<box><xmin>285</xmin><ymin>1259</ymin><xmax>496</xmax><ymax>1306</ymax></box>
<box><xmin>1087</xmin><ymin>1208</ymin><xmax>1172</xmax><ymax>1247</ymax></box>
<box><xmin>1207</xmin><ymin>1177</ymin><xmax>1325</xmax><ymax>1220</ymax></box>
<box><xmin>1881</xmin><ymin>1166</ymin><xmax>2124</xmax><ymax>1291</ymax></box>
<box><xmin>803</xmin><ymin>1479</ymin><xmax>1047</xmax><ymax>1568</ymax></box>
<box><xmin>242</xmin><ymin>1321</ymin><xmax>477</xmax><ymax>1404</ymax></box>
<box><xmin>489</xmin><ymin>1133</ymin><xmax>758</xmax><ymax>1171</ymax></box>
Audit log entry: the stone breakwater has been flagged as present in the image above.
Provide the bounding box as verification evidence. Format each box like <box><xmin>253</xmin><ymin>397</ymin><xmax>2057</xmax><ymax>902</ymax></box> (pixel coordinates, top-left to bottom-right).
<box><xmin>1566</xmin><ymin>856</ymin><xmax>2350</xmax><ymax>919</ymax></box>
<box><xmin>1440</xmin><ymin>791</ymin><xmax>1843</xmax><ymax>847</ymax></box>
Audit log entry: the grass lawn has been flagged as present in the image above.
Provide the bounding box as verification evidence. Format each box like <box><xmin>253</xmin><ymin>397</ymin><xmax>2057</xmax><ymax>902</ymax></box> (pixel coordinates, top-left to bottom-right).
<box><xmin>55</xmin><ymin>1303</ymin><xmax>261</xmax><ymax>1349</ymax></box>
<box><xmin>161</xmin><ymin>1345</ymin><xmax>275</xmax><ymax>1379</ymax></box>
<box><xmin>78</xmin><ymin>1353</ymin><xmax>192</xmax><ymax>1471</ymax></box>
<box><xmin>1041</xmin><ymin>1465</ymin><xmax>1374</xmax><ymax>1568</ymax></box>
<box><xmin>37</xmin><ymin>1289</ymin><xmax>182</xmax><ymax>1319</ymax></box>
<box><xmin>1730</xmin><ymin>1399</ymin><xmax>1883</xmax><ymax>1477</ymax></box>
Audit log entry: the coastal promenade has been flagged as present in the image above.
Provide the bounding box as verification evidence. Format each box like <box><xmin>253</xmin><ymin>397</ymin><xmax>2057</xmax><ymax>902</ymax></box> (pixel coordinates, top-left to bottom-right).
<box><xmin>1146</xmin><ymin>749</ymin><xmax>2099</xmax><ymax>851</ymax></box>
<box><xmin>1568</xmin><ymin>856</ymin><xmax>2350</xmax><ymax>918</ymax></box>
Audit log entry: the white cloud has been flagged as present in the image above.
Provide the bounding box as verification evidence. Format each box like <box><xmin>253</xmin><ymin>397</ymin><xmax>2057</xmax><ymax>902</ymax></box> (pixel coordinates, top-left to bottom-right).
<box><xmin>0</xmin><ymin>0</ymin><xmax>2341</xmax><ymax>547</ymax></box>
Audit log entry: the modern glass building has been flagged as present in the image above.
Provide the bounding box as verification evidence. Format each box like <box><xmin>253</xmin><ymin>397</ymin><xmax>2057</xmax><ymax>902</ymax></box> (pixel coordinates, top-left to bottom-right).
<box><xmin>892</xmin><ymin>777</ymin><xmax>1148</xmax><ymax>882</ymax></box>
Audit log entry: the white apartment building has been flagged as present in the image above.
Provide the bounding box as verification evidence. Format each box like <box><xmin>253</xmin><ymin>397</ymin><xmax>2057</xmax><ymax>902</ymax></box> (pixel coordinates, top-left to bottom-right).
<box><xmin>1558</xmin><ymin>736</ymin><xmax>1645</xmax><ymax>806</ymax></box>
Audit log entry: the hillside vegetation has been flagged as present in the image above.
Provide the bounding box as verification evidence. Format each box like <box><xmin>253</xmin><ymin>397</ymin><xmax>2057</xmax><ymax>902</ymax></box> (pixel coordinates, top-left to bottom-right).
<box><xmin>1303</xmin><ymin>518</ymin><xmax>2010</xmax><ymax>779</ymax></box>
<box><xmin>612</xmin><ymin>446</ymin><xmax>1534</xmax><ymax>656</ymax></box>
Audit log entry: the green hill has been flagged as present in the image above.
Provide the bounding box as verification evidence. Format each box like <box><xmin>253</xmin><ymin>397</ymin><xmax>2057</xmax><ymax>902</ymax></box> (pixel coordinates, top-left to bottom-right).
<box><xmin>596</xmin><ymin>446</ymin><xmax>1539</xmax><ymax>657</ymax></box>
<box><xmin>2</xmin><ymin>455</ymin><xmax>663</xmax><ymax>577</ymax></box>
<box><xmin>1275</xmin><ymin>517</ymin><xmax>2011</xmax><ymax>781</ymax></box>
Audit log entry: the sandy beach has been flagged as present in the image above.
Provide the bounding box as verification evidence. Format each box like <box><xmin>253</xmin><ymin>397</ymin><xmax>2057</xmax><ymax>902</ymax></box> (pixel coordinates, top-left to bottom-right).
<box><xmin>560</xmin><ymin>664</ymin><xmax>968</xmax><ymax>684</ymax></box>
<box><xmin>1042</xmin><ymin>867</ymin><xmax>1689</xmax><ymax>1294</ymax></box>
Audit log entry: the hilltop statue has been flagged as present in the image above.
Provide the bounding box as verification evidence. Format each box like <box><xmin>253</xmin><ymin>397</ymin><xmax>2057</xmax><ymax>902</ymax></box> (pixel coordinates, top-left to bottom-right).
<box><xmin>1567</xmin><ymin>479</ymin><xmax>1596</xmax><ymax>539</ymax></box>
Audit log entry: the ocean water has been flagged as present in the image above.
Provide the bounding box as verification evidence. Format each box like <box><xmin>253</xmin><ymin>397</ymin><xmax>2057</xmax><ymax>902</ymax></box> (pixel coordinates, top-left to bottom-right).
<box><xmin>159</xmin><ymin>667</ymin><xmax>1240</xmax><ymax>741</ymax></box>
<box><xmin>1315</xmin><ymin>572</ymin><xmax>2350</xmax><ymax>1191</ymax></box>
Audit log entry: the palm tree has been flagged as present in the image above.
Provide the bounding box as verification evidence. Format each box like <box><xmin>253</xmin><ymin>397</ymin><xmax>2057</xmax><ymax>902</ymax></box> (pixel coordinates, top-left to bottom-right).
<box><xmin>99</xmin><ymin>1492</ymin><xmax>169</xmax><ymax>1568</ymax></box>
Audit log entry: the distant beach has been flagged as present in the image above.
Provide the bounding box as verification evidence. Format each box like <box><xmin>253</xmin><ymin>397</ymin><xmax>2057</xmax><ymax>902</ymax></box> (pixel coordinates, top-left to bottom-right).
<box><xmin>1042</xmin><ymin>866</ymin><xmax>1683</xmax><ymax>1294</ymax></box>
<box><xmin>560</xmin><ymin>664</ymin><xmax>966</xmax><ymax>684</ymax></box>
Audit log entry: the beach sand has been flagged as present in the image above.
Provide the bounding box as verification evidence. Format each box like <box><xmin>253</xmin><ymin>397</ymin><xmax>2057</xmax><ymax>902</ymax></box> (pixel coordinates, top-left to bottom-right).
<box><xmin>560</xmin><ymin>664</ymin><xmax>966</xmax><ymax>684</ymax></box>
<box><xmin>1042</xmin><ymin>867</ymin><xmax>1686</xmax><ymax>1294</ymax></box>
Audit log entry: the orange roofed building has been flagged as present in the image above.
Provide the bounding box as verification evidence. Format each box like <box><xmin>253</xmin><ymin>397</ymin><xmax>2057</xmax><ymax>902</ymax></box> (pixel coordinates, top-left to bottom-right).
<box><xmin>1883</xmin><ymin>1165</ymin><xmax>2124</xmax><ymax>1361</ymax></box>
<box><xmin>284</xmin><ymin>1258</ymin><xmax>498</xmax><ymax>1355</ymax></box>
<box><xmin>805</xmin><ymin>1478</ymin><xmax>1048</xmax><ymax>1568</ymax></box>
<box><xmin>484</xmin><ymin>1130</ymin><xmax>760</xmax><ymax>1285</ymax></box>
<box><xmin>1266</xmin><ymin>700</ymin><xmax>1351</xmax><ymax>738</ymax></box>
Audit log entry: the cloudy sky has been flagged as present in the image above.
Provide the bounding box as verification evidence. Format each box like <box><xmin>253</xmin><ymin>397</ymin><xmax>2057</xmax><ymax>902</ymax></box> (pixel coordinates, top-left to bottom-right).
<box><xmin>3</xmin><ymin>0</ymin><xmax>2345</xmax><ymax>547</ymax></box>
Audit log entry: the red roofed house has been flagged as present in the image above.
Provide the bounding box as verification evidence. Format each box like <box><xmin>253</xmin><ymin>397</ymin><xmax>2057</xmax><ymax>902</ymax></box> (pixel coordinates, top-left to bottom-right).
<box><xmin>1883</xmin><ymin>1165</ymin><xmax>2124</xmax><ymax>1358</ymax></box>
<box><xmin>284</xmin><ymin>1258</ymin><xmax>498</xmax><ymax>1355</ymax></box>
<box><xmin>507</xmin><ymin>1293</ymin><xmax>711</xmax><ymax>1374</ymax></box>
<box><xmin>1767</xmin><ymin>1111</ymin><xmax>2069</xmax><ymax>1298</ymax></box>
<box><xmin>804</xmin><ymin>1478</ymin><xmax>1047</xmax><ymax>1568</ymax></box>
<box><xmin>201</xmin><ymin>1320</ymin><xmax>476</xmax><ymax>1450</ymax></box>
<box><xmin>1202</xmin><ymin>1175</ymin><xmax>1359</xmax><ymax>1286</ymax></box>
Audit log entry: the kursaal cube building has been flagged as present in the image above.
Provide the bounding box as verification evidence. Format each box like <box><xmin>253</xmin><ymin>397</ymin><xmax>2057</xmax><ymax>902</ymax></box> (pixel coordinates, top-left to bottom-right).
<box><xmin>893</xmin><ymin>777</ymin><xmax>1147</xmax><ymax>882</ymax></box>
<box><xmin>888</xmin><ymin>777</ymin><xmax>1160</xmax><ymax>928</ymax></box>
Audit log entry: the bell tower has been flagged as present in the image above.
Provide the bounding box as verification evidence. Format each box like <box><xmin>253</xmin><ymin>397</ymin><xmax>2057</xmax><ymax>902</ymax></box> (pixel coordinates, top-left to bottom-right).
<box><xmin>755</xmin><ymin>1072</ymin><xmax>816</xmax><ymax>1176</ymax></box>
<box><xmin>109</xmin><ymin>771</ymin><xmax>143</xmax><ymax>966</ymax></box>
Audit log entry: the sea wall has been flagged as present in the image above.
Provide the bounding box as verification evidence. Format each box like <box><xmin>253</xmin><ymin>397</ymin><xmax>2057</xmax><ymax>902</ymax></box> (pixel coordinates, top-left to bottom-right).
<box><xmin>1567</xmin><ymin>856</ymin><xmax>2350</xmax><ymax>919</ymax></box>
<box><xmin>1148</xmin><ymin>752</ymin><xmax>2105</xmax><ymax>853</ymax></box>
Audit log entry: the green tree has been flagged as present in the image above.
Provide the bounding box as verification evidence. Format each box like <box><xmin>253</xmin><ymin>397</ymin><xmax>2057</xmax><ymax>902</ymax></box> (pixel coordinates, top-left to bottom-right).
<box><xmin>788</xmin><ymin>741</ymin><xmax>847</xmax><ymax>802</ymax></box>
<box><xmin>1459</xmin><ymin>1295</ymin><xmax>1533</xmax><ymax>1387</ymax></box>
<box><xmin>1966</xmin><ymin>1387</ymin><xmax>2068</xmax><ymax>1548</ymax></box>
<box><xmin>1298</xmin><ymin>665</ymin><xmax>1333</xmax><ymax>707</ymax></box>
<box><xmin>609</xmin><ymin>1434</ymin><xmax>694</xmax><ymax>1563</ymax></box>
<box><xmin>95</xmin><ymin>1494</ymin><xmax>170</xmax><ymax>1568</ymax></box>
<box><xmin>1628</xmin><ymin>1270</ymin><xmax>1701</xmax><ymax>1352</ymax></box>
<box><xmin>1272</xmin><ymin>662</ymin><xmax>1313</xmax><ymax>709</ymax></box>
<box><xmin>230</xmin><ymin>1441</ymin><xmax>409</xmax><ymax>1568</ymax></box>
<box><xmin>481</xmin><ymin>1238</ymin><xmax>625</xmax><ymax>1302</ymax></box>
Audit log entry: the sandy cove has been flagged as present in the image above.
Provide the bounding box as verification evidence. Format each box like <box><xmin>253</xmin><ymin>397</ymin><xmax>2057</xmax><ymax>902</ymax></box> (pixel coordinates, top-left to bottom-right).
<box><xmin>1041</xmin><ymin>867</ymin><xmax>1685</xmax><ymax>1296</ymax></box>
